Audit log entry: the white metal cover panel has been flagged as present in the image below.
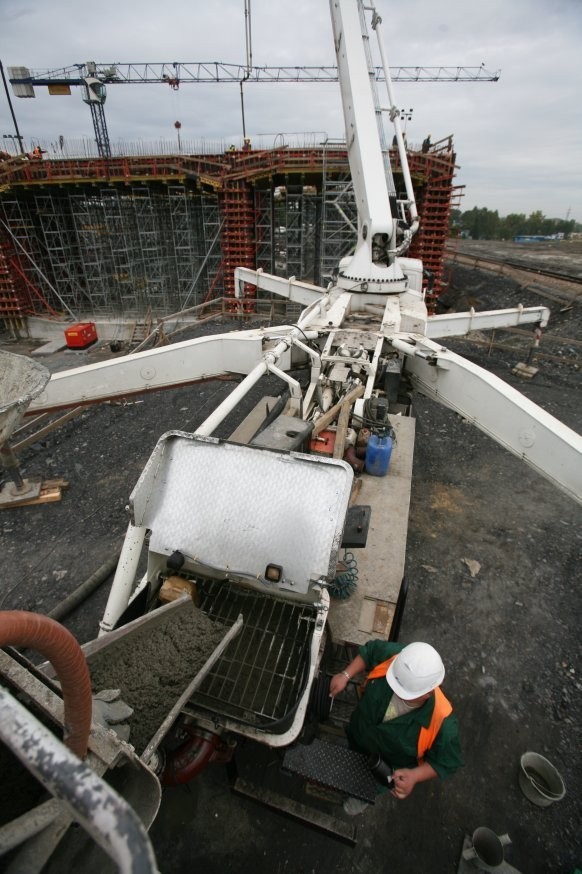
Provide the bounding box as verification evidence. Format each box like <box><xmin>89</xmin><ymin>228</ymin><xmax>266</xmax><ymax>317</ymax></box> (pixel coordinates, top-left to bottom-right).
<box><xmin>130</xmin><ymin>432</ymin><xmax>353</xmax><ymax>592</ymax></box>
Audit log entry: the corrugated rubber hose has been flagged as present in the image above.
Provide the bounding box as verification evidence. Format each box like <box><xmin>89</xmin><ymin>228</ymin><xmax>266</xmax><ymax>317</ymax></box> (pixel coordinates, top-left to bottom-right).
<box><xmin>0</xmin><ymin>610</ymin><xmax>93</xmax><ymax>759</ymax></box>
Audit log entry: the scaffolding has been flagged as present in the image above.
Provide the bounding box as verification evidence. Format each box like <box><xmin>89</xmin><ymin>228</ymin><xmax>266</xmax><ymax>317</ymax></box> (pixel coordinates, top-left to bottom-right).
<box><xmin>0</xmin><ymin>237</ymin><xmax>24</xmax><ymax>329</ymax></box>
<box><xmin>0</xmin><ymin>196</ymin><xmax>61</xmax><ymax>320</ymax></box>
<box><xmin>0</xmin><ymin>144</ymin><xmax>459</xmax><ymax>324</ymax></box>
<box><xmin>0</xmin><ymin>184</ymin><xmax>224</xmax><ymax>321</ymax></box>
<box><xmin>264</xmin><ymin>181</ymin><xmax>319</xmax><ymax>282</ymax></box>
<box><xmin>320</xmin><ymin>141</ymin><xmax>357</xmax><ymax>286</ymax></box>
<box><xmin>255</xmin><ymin>189</ymin><xmax>274</xmax><ymax>276</ymax></box>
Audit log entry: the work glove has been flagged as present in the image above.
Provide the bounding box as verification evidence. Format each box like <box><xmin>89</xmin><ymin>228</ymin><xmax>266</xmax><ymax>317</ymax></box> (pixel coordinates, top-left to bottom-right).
<box><xmin>92</xmin><ymin>689</ymin><xmax>134</xmax><ymax>742</ymax></box>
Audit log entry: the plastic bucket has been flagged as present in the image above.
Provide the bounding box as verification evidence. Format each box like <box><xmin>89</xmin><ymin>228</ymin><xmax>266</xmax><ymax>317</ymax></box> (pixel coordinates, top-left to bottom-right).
<box><xmin>518</xmin><ymin>752</ymin><xmax>566</xmax><ymax>807</ymax></box>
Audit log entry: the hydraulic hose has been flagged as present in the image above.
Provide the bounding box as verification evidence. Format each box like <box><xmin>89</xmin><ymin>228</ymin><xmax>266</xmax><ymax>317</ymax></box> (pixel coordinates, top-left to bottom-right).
<box><xmin>48</xmin><ymin>551</ymin><xmax>120</xmax><ymax>622</ymax></box>
<box><xmin>0</xmin><ymin>610</ymin><xmax>93</xmax><ymax>759</ymax></box>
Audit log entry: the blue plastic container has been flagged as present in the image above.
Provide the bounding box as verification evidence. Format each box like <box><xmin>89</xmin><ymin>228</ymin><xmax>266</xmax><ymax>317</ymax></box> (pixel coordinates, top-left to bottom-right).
<box><xmin>365</xmin><ymin>432</ymin><xmax>393</xmax><ymax>476</ymax></box>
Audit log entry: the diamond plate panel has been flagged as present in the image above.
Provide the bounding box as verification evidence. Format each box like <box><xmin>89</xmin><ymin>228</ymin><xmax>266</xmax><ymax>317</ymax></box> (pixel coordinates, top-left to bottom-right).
<box><xmin>283</xmin><ymin>739</ymin><xmax>379</xmax><ymax>802</ymax></box>
<box><xmin>130</xmin><ymin>432</ymin><xmax>353</xmax><ymax>593</ymax></box>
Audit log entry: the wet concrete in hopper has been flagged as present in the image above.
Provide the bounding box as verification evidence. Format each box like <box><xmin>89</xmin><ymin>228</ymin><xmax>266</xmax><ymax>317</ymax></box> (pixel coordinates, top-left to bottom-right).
<box><xmin>87</xmin><ymin>600</ymin><xmax>227</xmax><ymax>755</ymax></box>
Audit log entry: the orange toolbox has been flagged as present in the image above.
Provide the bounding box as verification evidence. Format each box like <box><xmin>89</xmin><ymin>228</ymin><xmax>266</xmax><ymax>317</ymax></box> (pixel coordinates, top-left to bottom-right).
<box><xmin>64</xmin><ymin>322</ymin><xmax>98</xmax><ymax>349</ymax></box>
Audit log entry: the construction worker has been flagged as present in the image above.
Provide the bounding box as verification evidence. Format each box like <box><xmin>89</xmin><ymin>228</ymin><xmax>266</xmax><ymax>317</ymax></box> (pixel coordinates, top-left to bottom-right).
<box><xmin>330</xmin><ymin>640</ymin><xmax>462</xmax><ymax>814</ymax></box>
<box><xmin>422</xmin><ymin>134</ymin><xmax>431</xmax><ymax>153</ymax></box>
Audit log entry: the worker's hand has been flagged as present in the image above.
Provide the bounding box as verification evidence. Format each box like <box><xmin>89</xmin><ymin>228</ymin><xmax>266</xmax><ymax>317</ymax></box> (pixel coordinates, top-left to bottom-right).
<box><xmin>329</xmin><ymin>672</ymin><xmax>349</xmax><ymax>698</ymax></box>
<box><xmin>92</xmin><ymin>689</ymin><xmax>134</xmax><ymax>742</ymax></box>
<box><xmin>390</xmin><ymin>768</ymin><xmax>417</xmax><ymax>799</ymax></box>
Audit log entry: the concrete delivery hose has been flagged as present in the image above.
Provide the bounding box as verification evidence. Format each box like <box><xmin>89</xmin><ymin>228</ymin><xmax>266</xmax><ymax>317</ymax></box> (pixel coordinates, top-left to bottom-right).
<box><xmin>0</xmin><ymin>610</ymin><xmax>92</xmax><ymax>759</ymax></box>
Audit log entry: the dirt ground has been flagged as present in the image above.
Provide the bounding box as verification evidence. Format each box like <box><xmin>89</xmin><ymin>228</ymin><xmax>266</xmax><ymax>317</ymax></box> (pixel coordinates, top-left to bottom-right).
<box><xmin>0</xmin><ymin>242</ymin><xmax>580</xmax><ymax>873</ymax></box>
<box><xmin>452</xmin><ymin>237</ymin><xmax>582</xmax><ymax>280</ymax></box>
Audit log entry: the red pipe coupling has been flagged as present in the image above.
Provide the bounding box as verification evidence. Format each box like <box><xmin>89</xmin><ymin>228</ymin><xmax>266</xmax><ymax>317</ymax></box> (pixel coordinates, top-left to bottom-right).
<box><xmin>162</xmin><ymin>729</ymin><xmax>224</xmax><ymax>786</ymax></box>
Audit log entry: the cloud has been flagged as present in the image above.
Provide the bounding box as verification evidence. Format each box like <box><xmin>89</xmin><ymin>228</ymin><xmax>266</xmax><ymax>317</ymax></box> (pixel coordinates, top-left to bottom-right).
<box><xmin>2</xmin><ymin>3</ymin><xmax>36</xmax><ymax>24</ymax></box>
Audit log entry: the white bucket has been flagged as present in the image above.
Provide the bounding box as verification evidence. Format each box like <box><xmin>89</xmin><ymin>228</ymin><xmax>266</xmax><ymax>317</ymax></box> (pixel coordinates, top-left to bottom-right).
<box><xmin>518</xmin><ymin>752</ymin><xmax>566</xmax><ymax>807</ymax></box>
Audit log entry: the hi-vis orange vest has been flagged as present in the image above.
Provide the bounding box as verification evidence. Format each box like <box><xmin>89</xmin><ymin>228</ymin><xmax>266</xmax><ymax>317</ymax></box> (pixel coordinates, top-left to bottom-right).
<box><xmin>366</xmin><ymin>655</ymin><xmax>453</xmax><ymax>762</ymax></box>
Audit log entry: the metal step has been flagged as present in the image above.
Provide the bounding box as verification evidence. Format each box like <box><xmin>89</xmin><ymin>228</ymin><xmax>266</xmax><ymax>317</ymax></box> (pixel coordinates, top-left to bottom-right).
<box><xmin>283</xmin><ymin>738</ymin><xmax>378</xmax><ymax>803</ymax></box>
<box><xmin>232</xmin><ymin>777</ymin><xmax>357</xmax><ymax>846</ymax></box>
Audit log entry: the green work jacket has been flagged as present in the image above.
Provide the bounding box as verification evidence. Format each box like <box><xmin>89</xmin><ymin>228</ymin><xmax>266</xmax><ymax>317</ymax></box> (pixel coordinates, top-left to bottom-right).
<box><xmin>346</xmin><ymin>640</ymin><xmax>463</xmax><ymax>779</ymax></box>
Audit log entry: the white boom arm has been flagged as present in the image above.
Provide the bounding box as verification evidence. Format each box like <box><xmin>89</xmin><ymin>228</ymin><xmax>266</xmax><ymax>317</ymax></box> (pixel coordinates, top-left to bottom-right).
<box><xmin>330</xmin><ymin>0</ymin><xmax>418</xmax><ymax>290</ymax></box>
<box><xmin>237</xmin><ymin>270</ymin><xmax>582</xmax><ymax>503</ymax></box>
<box><xmin>26</xmin><ymin>266</ymin><xmax>581</xmax><ymax>505</ymax></box>
<box><xmin>394</xmin><ymin>334</ymin><xmax>582</xmax><ymax>504</ymax></box>
<box><xmin>29</xmin><ymin>329</ymin><xmax>279</xmax><ymax>412</ymax></box>
<box><xmin>330</xmin><ymin>1</ymin><xmax>395</xmax><ymax>245</ymax></box>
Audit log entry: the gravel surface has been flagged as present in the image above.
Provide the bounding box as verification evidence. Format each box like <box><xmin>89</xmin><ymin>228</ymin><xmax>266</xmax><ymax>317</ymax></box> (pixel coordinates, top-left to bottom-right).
<box><xmin>0</xmin><ymin>244</ymin><xmax>580</xmax><ymax>873</ymax></box>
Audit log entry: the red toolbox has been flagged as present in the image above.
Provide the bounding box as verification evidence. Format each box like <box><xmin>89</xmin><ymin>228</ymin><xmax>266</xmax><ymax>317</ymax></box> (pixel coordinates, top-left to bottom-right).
<box><xmin>309</xmin><ymin>429</ymin><xmax>336</xmax><ymax>457</ymax></box>
<box><xmin>64</xmin><ymin>322</ymin><xmax>98</xmax><ymax>349</ymax></box>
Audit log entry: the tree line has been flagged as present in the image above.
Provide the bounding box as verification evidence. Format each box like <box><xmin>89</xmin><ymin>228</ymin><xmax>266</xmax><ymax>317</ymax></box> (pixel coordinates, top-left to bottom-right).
<box><xmin>449</xmin><ymin>207</ymin><xmax>580</xmax><ymax>240</ymax></box>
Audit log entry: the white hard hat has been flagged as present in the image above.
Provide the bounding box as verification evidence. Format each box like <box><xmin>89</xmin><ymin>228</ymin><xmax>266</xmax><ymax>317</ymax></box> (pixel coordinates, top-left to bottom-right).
<box><xmin>386</xmin><ymin>642</ymin><xmax>445</xmax><ymax>700</ymax></box>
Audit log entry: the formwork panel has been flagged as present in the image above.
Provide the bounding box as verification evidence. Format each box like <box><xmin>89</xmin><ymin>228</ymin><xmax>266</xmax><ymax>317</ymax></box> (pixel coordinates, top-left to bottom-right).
<box><xmin>0</xmin><ymin>146</ymin><xmax>458</xmax><ymax>321</ymax></box>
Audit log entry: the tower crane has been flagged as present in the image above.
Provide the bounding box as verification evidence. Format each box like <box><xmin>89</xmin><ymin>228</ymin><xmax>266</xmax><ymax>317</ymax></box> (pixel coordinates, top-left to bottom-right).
<box><xmin>7</xmin><ymin>60</ymin><xmax>500</xmax><ymax>158</ymax></box>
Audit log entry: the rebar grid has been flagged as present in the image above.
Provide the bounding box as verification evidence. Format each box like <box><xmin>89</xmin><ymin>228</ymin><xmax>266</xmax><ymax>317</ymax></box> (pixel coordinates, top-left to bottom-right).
<box><xmin>189</xmin><ymin>579</ymin><xmax>317</xmax><ymax>729</ymax></box>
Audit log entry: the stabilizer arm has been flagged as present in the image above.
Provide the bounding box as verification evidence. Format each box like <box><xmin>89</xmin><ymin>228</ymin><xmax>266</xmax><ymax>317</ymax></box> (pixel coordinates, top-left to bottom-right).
<box><xmin>28</xmin><ymin>329</ymin><xmax>287</xmax><ymax>415</ymax></box>
<box><xmin>394</xmin><ymin>335</ymin><xmax>582</xmax><ymax>505</ymax></box>
<box><xmin>426</xmin><ymin>305</ymin><xmax>550</xmax><ymax>338</ymax></box>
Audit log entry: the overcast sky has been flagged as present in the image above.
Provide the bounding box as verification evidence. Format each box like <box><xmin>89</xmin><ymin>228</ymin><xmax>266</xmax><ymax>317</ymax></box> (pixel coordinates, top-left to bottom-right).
<box><xmin>2</xmin><ymin>0</ymin><xmax>581</xmax><ymax>221</ymax></box>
